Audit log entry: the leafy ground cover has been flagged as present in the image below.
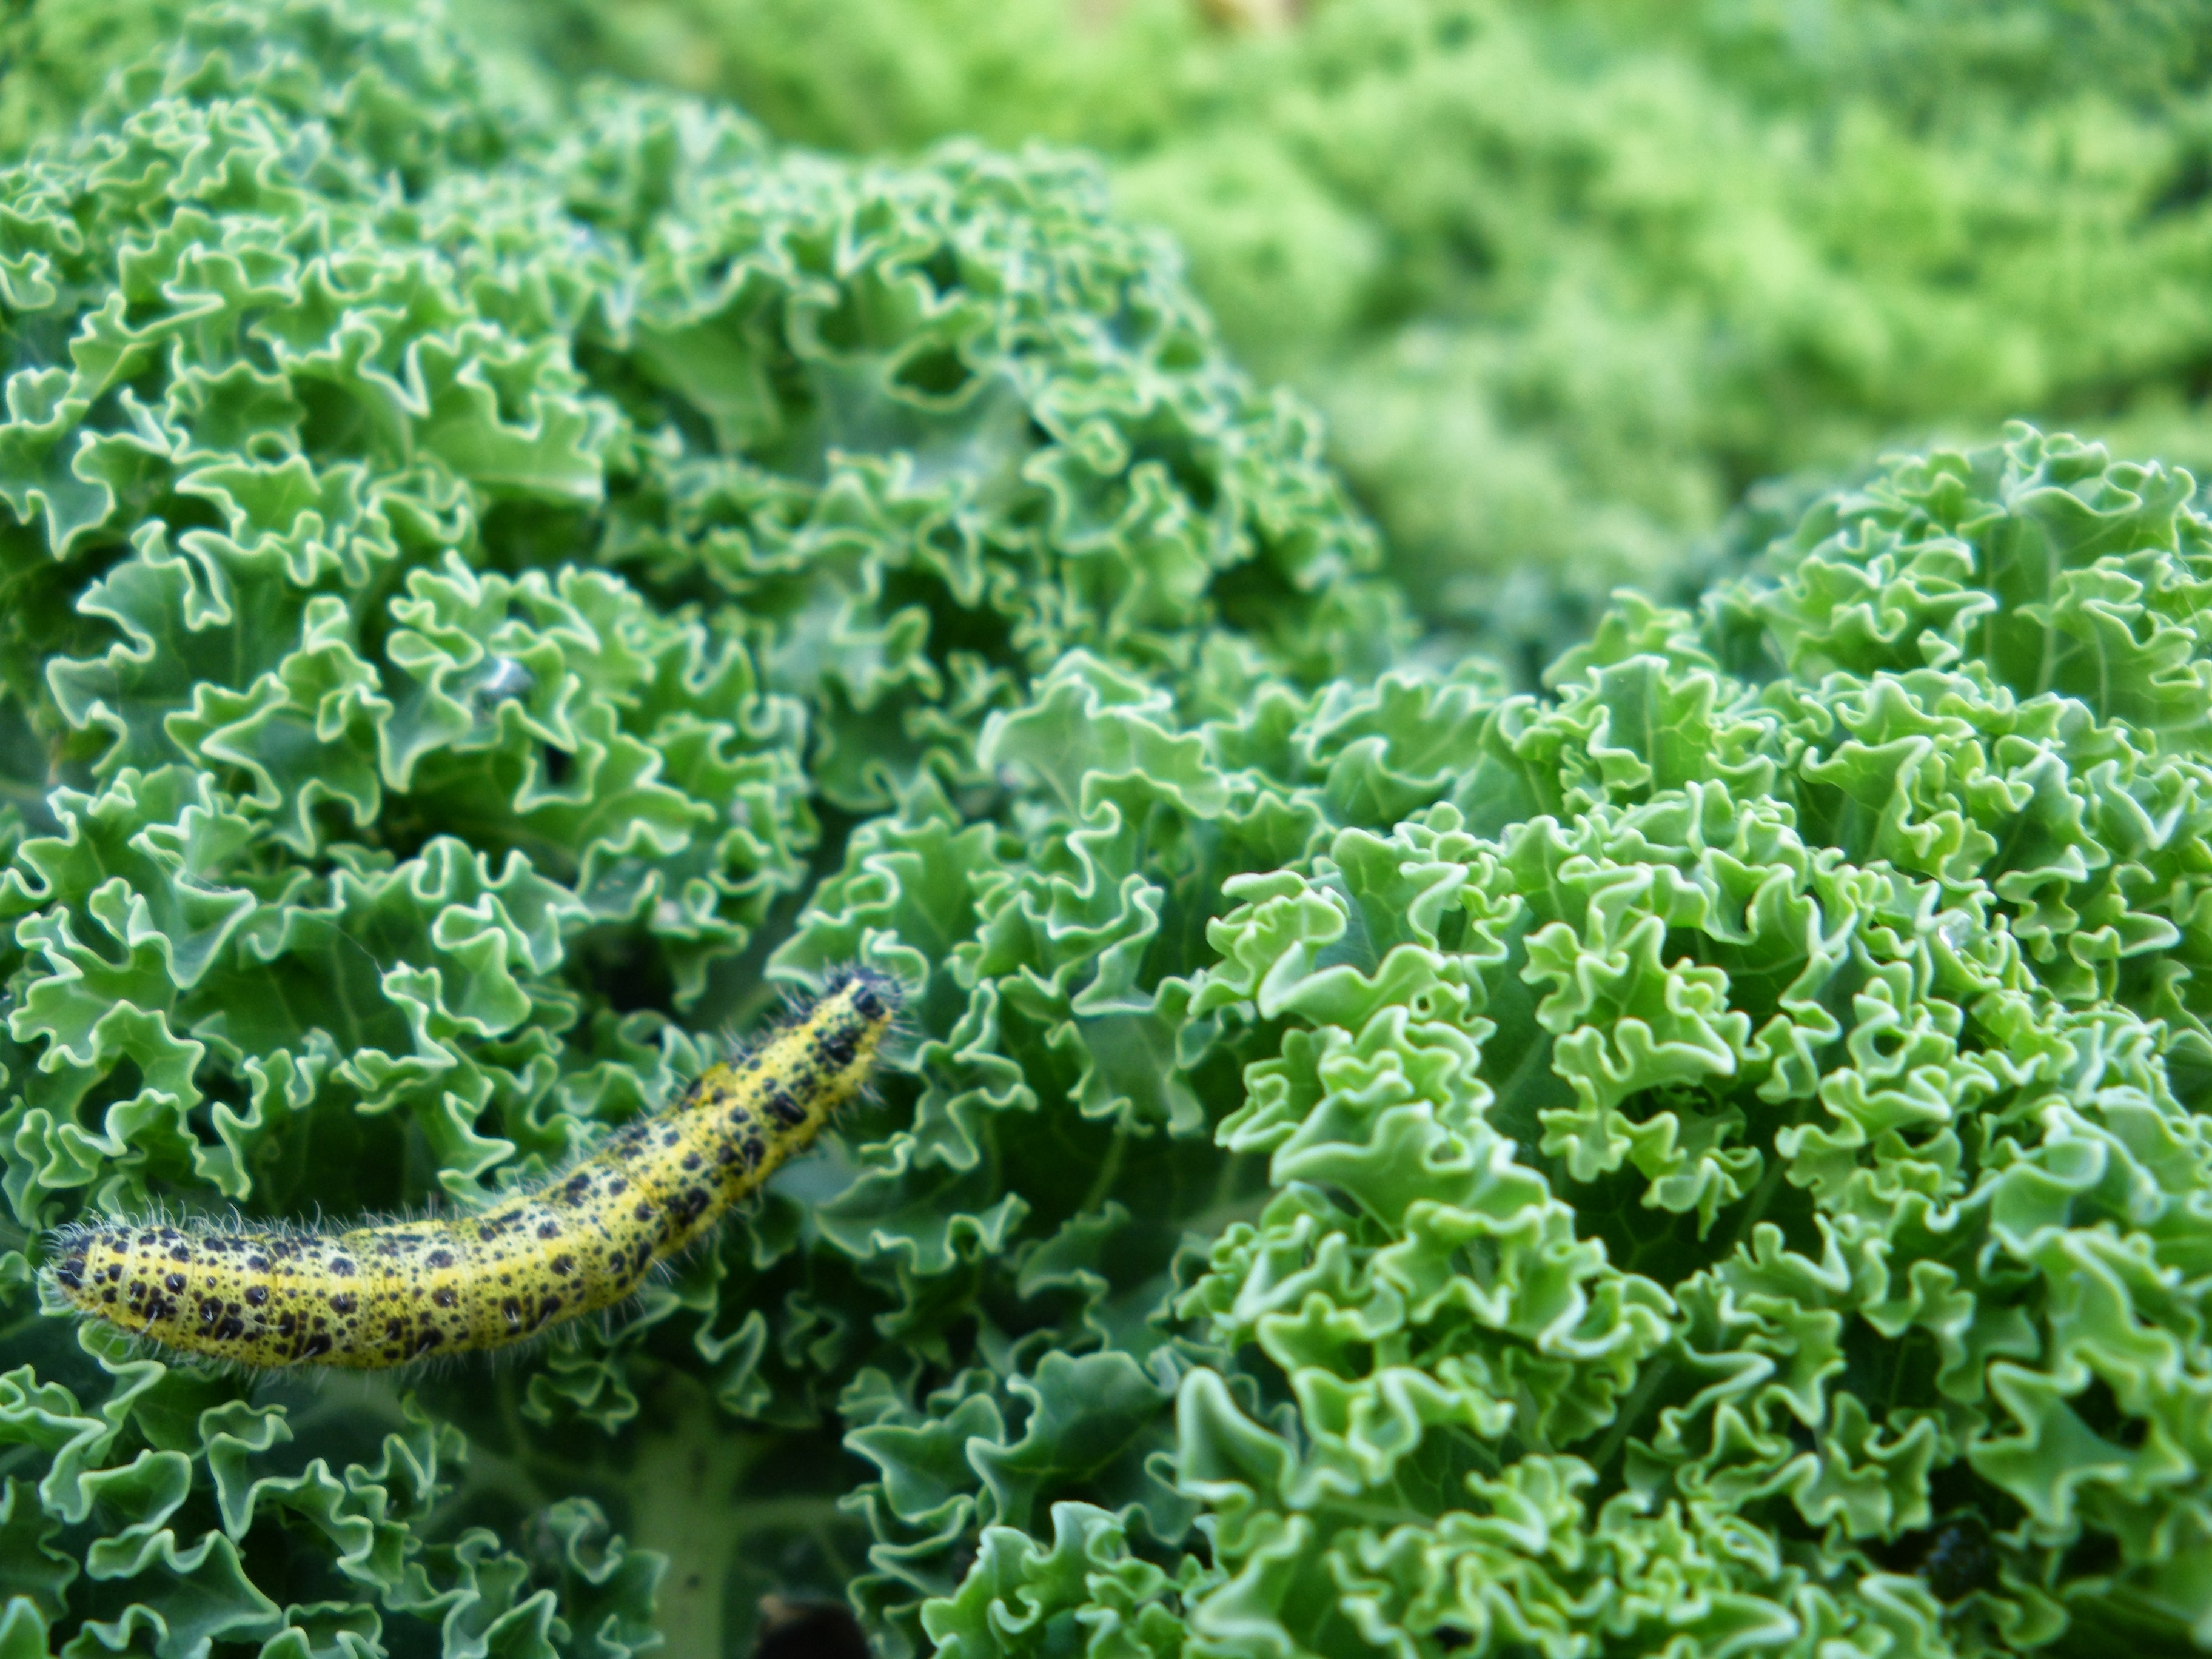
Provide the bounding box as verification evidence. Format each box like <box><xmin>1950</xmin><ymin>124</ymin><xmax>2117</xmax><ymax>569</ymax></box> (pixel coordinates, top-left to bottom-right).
<box><xmin>2</xmin><ymin>4</ymin><xmax>2211</xmax><ymax>1658</ymax></box>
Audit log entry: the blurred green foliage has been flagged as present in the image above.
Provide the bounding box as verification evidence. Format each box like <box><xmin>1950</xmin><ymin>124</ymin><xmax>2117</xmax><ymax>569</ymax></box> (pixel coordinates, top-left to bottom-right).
<box><xmin>434</xmin><ymin>0</ymin><xmax>2212</xmax><ymax>670</ymax></box>
<box><xmin>0</xmin><ymin>0</ymin><xmax>182</xmax><ymax>155</ymax></box>
<box><xmin>17</xmin><ymin>3</ymin><xmax>2212</xmax><ymax>668</ymax></box>
<box><xmin>13</xmin><ymin>0</ymin><xmax>2212</xmax><ymax>664</ymax></box>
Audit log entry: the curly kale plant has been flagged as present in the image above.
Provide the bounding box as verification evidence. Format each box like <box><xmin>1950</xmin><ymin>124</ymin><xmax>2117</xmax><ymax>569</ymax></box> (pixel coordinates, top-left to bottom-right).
<box><xmin>0</xmin><ymin>2</ymin><xmax>1393</xmax><ymax>1653</ymax></box>
<box><xmin>910</xmin><ymin>427</ymin><xmax>2212</xmax><ymax>1659</ymax></box>
<box><xmin>400</xmin><ymin>0</ymin><xmax>2212</xmax><ymax>673</ymax></box>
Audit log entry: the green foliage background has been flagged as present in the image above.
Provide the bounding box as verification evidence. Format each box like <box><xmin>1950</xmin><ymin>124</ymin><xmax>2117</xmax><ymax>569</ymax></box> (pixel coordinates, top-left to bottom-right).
<box><xmin>15</xmin><ymin>0</ymin><xmax>2212</xmax><ymax>669</ymax></box>
<box><xmin>374</xmin><ymin>0</ymin><xmax>2212</xmax><ymax>671</ymax></box>
<box><xmin>2</xmin><ymin>3</ymin><xmax>2212</xmax><ymax>1659</ymax></box>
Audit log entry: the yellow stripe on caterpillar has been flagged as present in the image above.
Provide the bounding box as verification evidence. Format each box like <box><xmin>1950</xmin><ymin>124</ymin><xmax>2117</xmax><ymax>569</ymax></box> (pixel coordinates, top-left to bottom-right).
<box><xmin>42</xmin><ymin>970</ymin><xmax>899</xmax><ymax>1370</ymax></box>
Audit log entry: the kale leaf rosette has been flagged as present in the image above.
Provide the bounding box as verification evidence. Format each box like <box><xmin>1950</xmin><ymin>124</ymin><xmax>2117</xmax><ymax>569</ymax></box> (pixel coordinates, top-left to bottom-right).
<box><xmin>921</xmin><ymin>428</ymin><xmax>2212</xmax><ymax>1659</ymax></box>
<box><xmin>0</xmin><ymin>2</ymin><xmax>1392</xmax><ymax>1653</ymax></box>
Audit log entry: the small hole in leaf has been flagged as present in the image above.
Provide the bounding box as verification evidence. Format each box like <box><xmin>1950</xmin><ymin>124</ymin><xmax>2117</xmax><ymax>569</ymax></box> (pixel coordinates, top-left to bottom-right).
<box><xmin>1434</xmin><ymin>907</ymin><xmax>1467</xmax><ymax>953</ymax></box>
<box><xmin>917</xmin><ymin>245</ymin><xmax>960</xmax><ymax>295</ymax></box>
<box><xmin>891</xmin><ymin>344</ymin><xmax>971</xmax><ymax>400</ymax></box>
<box><xmin>1872</xmin><ymin>1511</ymin><xmax>2001</xmax><ymax>1604</ymax></box>
<box><xmin>1919</xmin><ymin>1515</ymin><xmax>1999</xmax><ymax>1603</ymax></box>
<box><xmin>575</xmin><ymin>927</ymin><xmax>675</xmax><ymax>1017</ymax></box>
<box><xmin>2060</xmin><ymin>1528</ymin><xmax>2120</xmax><ymax>1583</ymax></box>
<box><xmin>754</xmin><ymin>1597</ymin><xmax>868</xmax><ymax>1659</ymax></box>
<box><xmin>2073</xmin><ymin>1375</ymin><xmax>2147</xmax><ymax>1449</ymax></box>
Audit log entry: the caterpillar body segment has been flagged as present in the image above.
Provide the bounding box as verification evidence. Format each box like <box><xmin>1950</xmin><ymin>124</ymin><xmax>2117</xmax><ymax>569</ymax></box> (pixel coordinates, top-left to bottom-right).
<box><xmin>44</xmin><ymin>970</ymin><xmax>900</xmax><ymax>1369</ymax></box>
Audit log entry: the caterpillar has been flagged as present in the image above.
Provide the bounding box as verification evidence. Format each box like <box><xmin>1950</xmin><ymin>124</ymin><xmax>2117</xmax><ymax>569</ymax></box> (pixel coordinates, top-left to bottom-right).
<box><xmin>42</xmin><ymin>970</ymin><xmax>900</xmax><ymax>1370</ymax></box>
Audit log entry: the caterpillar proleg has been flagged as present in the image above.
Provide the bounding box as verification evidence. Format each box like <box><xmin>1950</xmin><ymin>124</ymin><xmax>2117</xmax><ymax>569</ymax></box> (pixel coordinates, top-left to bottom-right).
<box><xmin>43</xmin><ymin>970</ymin><xmax>900</xmax><ymax>1369</ymax></box>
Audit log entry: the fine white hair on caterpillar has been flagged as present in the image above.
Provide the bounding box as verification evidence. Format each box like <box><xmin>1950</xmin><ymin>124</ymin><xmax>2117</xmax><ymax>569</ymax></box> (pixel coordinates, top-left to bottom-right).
<box><xmin>41</xmin><ymin>969</ymin><xmax>902</xmax><ymax>1370</ymax></box>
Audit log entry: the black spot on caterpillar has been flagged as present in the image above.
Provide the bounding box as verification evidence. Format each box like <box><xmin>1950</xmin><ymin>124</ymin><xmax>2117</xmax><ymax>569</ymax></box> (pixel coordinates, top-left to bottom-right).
<box><xmin>41</xmin><ymin>970</ymin><xmax>900</xmax><ymax>1369</ymax></box>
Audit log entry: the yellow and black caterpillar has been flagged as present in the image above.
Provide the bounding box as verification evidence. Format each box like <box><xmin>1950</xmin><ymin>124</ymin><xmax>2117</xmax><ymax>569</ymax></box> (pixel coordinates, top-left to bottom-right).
<box><xmin>44</xmin><ymin>970</ymin><xmax>899</xmax><ymax>1370</ymax></box>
